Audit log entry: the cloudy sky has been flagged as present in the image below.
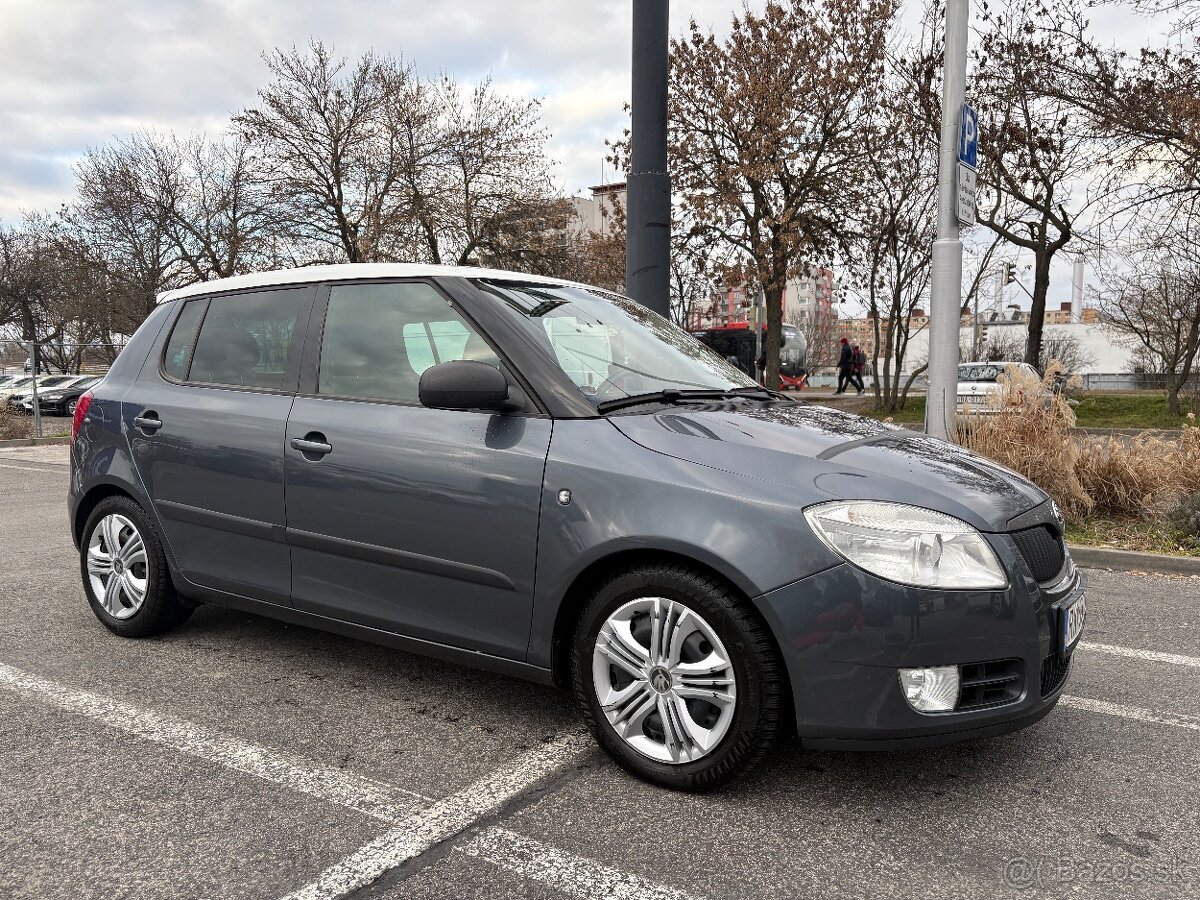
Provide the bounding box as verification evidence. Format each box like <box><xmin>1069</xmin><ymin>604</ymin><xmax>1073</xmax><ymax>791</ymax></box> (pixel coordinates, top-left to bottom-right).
<box><xmin>0</xmin><ymin>0</ymin><xmax>1168</xmax><ymax>305</ymax></box>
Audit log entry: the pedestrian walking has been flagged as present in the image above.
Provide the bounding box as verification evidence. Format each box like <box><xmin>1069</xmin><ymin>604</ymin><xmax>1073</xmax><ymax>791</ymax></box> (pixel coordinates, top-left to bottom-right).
<box><xmin>851</xmin><ymin>342</ymin><xmax>866</xmax><ymax>395</ymax></box>
<box><xmin>835</xmin><ymin>337</ymin><xmax>853</xmax><ymax>394</ymax></box>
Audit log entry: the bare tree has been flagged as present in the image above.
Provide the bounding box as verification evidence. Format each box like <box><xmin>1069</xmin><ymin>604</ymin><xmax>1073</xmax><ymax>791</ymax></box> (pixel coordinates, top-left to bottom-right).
<box><xmin>1040</xmin><ymin>332</ymin><xmax>1096</xmax><ymax>374</ymax></box>
<box><xmin>1102</xmin><ymin>217</ymin><xmax>1200</xmax><ymax>415</ymax></box>
<box><xmin>663</xmin><ymin>0</ymin><xmax>897</xmax><ymax>389</ymax></box>
<box><xmin>428</xmin><ymin>77</ymin><xmax>565</xmax><ymax>268</ymax></box>
<box><xmin>791</xmin><ymin>303</ymin><xmax>839</xmax><ymax>371</ymax></box>
<box><xmin>972</xmin><ymin>0</ymin><xmax>1097</xmax><ymax>368</ymax></box>
<box><xmin>848</xmin><ymin>15</ymin><xmax>941</xmax><ymax>412</ymax></box>
<box><xmin>71</xmin><ymin>144</ymin><xmax>179</xmax><ymax>328</ymax></box>
<box><xmin>235</xmin><ymin>43</ymin><xmax>420</xmax><ymax>263</ymax></box>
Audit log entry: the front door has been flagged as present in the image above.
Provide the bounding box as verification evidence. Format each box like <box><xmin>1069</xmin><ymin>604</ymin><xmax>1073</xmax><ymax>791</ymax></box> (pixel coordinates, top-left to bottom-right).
<box><xmin>129</xmin><ymin>285</ymin><xmax>315</xmax><ymax>605</ymax></box>
<box><xmin>283</xmin><ymin>280</ymin><xmax>551</xmax><ymax>659</ymax></box>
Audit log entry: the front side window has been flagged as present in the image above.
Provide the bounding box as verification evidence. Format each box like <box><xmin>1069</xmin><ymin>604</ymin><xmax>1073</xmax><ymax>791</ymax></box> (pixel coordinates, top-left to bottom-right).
<box><xmin>318</xmin><ymin>281</ymin><xmax>500</xmax><ymax>404</ymax></box>
<box><xmin>475</xmin><ymin>280</ymin><xmax>755</xmax><ymax>405</ymax></box>
<box><xmin>189</xmin><ymin>288</ymin><xmax>308</xmax><ymax>389</ymax></box>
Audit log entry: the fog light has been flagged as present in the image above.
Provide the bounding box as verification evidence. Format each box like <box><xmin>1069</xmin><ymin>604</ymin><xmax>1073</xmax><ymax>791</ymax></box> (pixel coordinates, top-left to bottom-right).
<box><xmin>898</xmin><ymin>666</ymin><xmax>960</xmax><ymax>712</ymax></box>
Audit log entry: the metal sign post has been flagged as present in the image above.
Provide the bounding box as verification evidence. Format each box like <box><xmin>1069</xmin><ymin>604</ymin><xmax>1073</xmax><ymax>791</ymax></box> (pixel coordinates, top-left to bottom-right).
<box><xmin>925</xmin><ymin>0</ymin><xmax>971</xmax><ymax>441</ymax></box>
<box><xmin>754</xmin><ymin>287</ymin><xmax>766</xmax><ymax>384</ymax></box>
<box><xmin>28</xmin><ymin>342</ymin><xmax>42</xmax><ymax>439</ymax></box>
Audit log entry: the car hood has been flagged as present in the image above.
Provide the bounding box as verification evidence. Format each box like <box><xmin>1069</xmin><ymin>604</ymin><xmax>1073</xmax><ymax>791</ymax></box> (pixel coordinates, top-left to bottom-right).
<box><xmin>608</xmin><ymin>401</ymin><xmax>1047</xmax><ymax>532</ymax></box>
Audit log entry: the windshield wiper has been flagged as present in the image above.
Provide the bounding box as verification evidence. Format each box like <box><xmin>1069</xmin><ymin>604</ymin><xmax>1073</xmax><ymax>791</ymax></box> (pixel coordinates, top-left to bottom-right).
<box><xmin>596</xmin><ymin>387</ymin><xmax>783</xmax><ymax>414</ymax></box>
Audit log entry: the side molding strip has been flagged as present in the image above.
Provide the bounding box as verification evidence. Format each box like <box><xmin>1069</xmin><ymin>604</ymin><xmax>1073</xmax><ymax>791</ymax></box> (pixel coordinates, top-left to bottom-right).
<box><xmin>155</xmin><ymin>500</ymin><xmax>516</xmax><ymax>591</ymax></box>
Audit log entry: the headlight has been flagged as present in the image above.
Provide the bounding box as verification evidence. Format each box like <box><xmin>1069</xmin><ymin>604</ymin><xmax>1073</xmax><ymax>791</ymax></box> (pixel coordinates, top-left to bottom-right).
<box><xmin>803</xmin><ymin>501</ymin><xmax>1007</xmax><ymax>589</ymax></box>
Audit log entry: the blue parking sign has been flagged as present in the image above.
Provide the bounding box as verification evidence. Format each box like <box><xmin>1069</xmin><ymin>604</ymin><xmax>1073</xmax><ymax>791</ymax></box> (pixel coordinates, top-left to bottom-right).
<box><xmin>959</xmin><ymin>103</ymin><xmax>978</xmax><ymax>169</ymax></box>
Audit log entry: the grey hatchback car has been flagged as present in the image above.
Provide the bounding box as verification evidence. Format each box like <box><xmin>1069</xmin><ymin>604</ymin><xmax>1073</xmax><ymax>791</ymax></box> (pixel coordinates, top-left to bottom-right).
<box><xmin>69</xmin><ymin>265</ymin><xmax>1086</xmax><ymax>790</ymax></box>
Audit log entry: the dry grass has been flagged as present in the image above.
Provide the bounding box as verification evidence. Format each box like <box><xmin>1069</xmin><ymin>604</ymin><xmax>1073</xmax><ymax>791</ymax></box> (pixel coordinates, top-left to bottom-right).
<box><xmin>0</xmin><ymin>409</ymin><xmax>30</xmax><ymax>441</ymax></box>
<box><xmin>955</xmin><ymin>362</ymin><xmax>1200</xmax><ymax>523</ymax></box>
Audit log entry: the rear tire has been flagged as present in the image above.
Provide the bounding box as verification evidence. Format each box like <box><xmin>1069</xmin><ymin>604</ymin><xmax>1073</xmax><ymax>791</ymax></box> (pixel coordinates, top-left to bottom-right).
<box><xmin>80</xmin><ymin>496</ymin><xmax>192</xmax><ymax>638</ymax></box>
<box><xmin>571</xmin><ymin>563</ymin><xmax>783</xmax><ymax>791</ymax></box>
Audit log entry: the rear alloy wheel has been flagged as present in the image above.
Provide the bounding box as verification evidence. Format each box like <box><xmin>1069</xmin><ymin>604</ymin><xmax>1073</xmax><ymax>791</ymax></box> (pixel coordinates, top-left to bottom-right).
<box><xmin>81</xmin><ymin>496</ymin><xmax>192</xmax><ymax>637</ymax></box>
<box><xmin>67</xmin><ymin>398</ymin><xmax>77</xmax><ymax>416</ymax></box>
<box><xmin>87</xmin><ymin>513</ymin><xmax>149</xmax><ymax>619</ymax></box>
<box><xmin>572</xmin><ymin>564</ymin><xmax>782</xmax><ymax>791</ymax></box>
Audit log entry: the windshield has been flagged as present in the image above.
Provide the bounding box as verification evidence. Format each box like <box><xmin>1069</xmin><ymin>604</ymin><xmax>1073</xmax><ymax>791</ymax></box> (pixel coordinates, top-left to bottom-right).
<box><xmin>475</xmin><ymin>280</ymin><xmax>757</xmax><ymax>405</ymax></box>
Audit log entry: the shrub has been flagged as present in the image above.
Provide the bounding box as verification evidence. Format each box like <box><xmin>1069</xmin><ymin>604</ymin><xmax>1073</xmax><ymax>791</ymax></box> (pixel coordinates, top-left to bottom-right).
<box><xmin>955</xmin><ymin>366</ymin><xmax>1200</xmax><ymax>524</ymax></box>
<box><xmin>1167</xmin><ymin>493</ymin><xmax>1200</xmax><ymax>542</ymax></box>
<box><xmin>0</xmin><ymin>409</ymin><xmax>29</xmax><ymax>441</ymax></box>
<box><xmin>956</xmin><ymin>362</ymin><xmax>1093</xmax><ymax>519</ymax></box>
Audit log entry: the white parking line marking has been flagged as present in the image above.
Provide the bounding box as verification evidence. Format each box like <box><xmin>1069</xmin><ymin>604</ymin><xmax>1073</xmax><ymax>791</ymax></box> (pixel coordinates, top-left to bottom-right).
<box><xmin>1061</xmin><ymin>695</ymin><xmax>1200</xmax><ymax>732</ymax></box>
<box><xmin>281</xmin><ymin>733</ymin><xmax>592</xmax><ymax>900</ymax></box>
<box><xmin>1080</xmin><ymin>642</ymin><xmax>1200</xmax><ymax>669</ymax></box>
<box><xmin>0</xmin><ymin>462</ymin><xmax>63</xmax><ymax>473</ymax></box>
<box><xmin>0</xmin><ymin>661</ymin><xmax>425</xmax><ymax>820</ymax></box>
<box><xmin>459</xmin><ymin>826</ymin><xmax>708</xmax><ymax>900</ymax></box>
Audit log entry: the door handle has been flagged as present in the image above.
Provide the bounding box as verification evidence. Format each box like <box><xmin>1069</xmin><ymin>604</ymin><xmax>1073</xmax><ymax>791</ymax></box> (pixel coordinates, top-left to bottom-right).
<box><xmin>290</xmin><ymin>436</ymin><xmax>332</xmax><ymax>456</ymax></box>
<box><xmin>133</xmin><ymin>412</ymin><xmax>162</xmax><ymax>433</ymax></box>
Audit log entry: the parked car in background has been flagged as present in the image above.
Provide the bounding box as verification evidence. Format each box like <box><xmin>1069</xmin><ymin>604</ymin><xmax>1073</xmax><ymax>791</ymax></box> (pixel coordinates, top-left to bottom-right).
<box><xmin>20</xmin><ymin>376</ymin><xmax>102</xmax><ymax>416</ymax></box>
<box><xmin>5</xmin><ymin>375</ymin><xmax>90</xmax><ymax>412</ymax></box>
<box><xmin>69</xmin><ymin>264</ymin><xmax>1084</xmax><ymax>791</ymax></box>
<box><xmin>955</xmin><ymin>362</ymin><xmax>1049</xmax><ymax>417</ymax></box>
<box><xmin>1</xmin><ymin>374</ymin><xmax>78</xmax><ymax>407</ymax></box>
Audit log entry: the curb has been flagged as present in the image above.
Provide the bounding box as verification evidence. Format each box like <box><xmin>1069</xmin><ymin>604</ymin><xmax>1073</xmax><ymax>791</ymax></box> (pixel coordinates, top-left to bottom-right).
<box><xmin>1068</xmin><ymin>544</ymin><xmax>1200</xmax><ymax>576</ymax></box>
<box><xmin>0</xmin><ymin>436</ymin><xmax>71</xmax><ymax>448</ymax></box>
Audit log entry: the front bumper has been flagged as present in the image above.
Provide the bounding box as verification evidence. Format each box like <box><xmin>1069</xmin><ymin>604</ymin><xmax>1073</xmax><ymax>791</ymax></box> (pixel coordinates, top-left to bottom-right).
<box><xmin>755</xmin><ymin>549</ymin><xmax>1084</xmax><ymax>750</ymax></box>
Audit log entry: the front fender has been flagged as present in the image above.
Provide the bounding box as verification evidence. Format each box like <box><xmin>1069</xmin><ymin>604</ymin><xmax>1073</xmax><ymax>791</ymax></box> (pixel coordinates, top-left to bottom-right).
<box><xmin>527</xmin><ymin>419</ymin><xmax>842</xmax><ymax>668</ymax></box>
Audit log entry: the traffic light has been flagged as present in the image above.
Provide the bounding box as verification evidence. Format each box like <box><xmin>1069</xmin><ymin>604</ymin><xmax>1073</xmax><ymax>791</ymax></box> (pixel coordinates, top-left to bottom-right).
<box><xmin>1001</xmin><ymin>262</ymin><xmax>1016</xmax><ymax>285</ymax></box>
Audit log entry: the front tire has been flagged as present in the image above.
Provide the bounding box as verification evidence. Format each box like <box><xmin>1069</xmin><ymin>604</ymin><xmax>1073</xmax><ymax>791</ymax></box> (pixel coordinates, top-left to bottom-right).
<box><xmin>80</xmin><ymin>496</ymin><xmax>192</xmax><ymax>637</ymax></box>
<box><xmin>571</xmin><ymin>563</ymin><xmax>783</xmax><ymax>791</ymax></box>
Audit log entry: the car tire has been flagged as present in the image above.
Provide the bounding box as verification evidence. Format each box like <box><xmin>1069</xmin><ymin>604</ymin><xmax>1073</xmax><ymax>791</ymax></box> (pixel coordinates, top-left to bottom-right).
<box><xmin>571</xmin><ymin>562</ymin><xmax>782</xmax><ymax>791</ymax></box>
<box><xmin>80</xmin><ymin>496</ymin><xmax>192</xmax><ymax>638</ymax></box>
<box><xmin>67</xmin><ymin>399</ymin><xmax>77</xmax><ymax>416</ymax></box>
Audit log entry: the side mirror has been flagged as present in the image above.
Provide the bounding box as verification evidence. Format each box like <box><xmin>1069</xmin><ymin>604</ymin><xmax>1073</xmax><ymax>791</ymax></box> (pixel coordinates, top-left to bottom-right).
<box><xmin>419</xmin><ymin>360</ymin><xmax>512</xmax><ymax>411</ymax></box>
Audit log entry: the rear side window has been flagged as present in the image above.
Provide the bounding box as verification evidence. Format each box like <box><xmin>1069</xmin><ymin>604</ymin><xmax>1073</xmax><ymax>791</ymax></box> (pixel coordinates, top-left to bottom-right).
<box><xmin>318</xmin><ymin>281</ymin><xmax>500</xmax><ymax>403</ymax></box>
<box><xmin>188</xmin><ymin>288</ymin><xmax>308</xmax><ymax>389</ymax></box>
<box><xmin>162</xmin><ymin>300</ymin><xmax>205</xmax><ymax>380</ymax></box>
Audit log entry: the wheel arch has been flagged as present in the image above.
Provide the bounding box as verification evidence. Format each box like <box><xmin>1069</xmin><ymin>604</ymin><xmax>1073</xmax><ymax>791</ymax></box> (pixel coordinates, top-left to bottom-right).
<box><xmin>73</xmin><ymin>482</ymin><xmax>138</xmax><ymax>548</ymax></box>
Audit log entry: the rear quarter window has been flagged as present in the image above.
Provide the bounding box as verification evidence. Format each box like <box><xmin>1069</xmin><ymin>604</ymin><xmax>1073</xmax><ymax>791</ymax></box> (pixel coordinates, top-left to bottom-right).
<box><xmin>162</xmin><ymin>300</ymin><xmax>206</xmax><ymax>380</ymax></box>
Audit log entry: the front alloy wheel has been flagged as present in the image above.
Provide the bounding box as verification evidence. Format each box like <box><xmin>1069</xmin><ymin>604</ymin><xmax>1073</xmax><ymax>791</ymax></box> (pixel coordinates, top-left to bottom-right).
<box><xmin>592</xmin><ymin>597</ymin><xmax>737</xmax><ymax>764</ymax></box>
<box><xmin>572</xmin><ymin>563</ymin><xmax>782</xmax><ymax>791</ymax></box>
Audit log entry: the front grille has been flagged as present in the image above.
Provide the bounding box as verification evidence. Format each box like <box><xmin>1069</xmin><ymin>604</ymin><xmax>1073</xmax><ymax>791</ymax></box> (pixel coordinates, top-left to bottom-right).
<box><xmin>1011</xmin><ymin>525</ymin><xmax>1066</xmax><ymax>582</ymax></box>
<box><xmin>958</xmin><ymin>658</ymin><xmax>1024</xmax><ymax>711</ymax></box>
<box><xmin>1040</xmin><ymin>652</ymin><xmax>1072</xmax><ymax>696</ymax></box>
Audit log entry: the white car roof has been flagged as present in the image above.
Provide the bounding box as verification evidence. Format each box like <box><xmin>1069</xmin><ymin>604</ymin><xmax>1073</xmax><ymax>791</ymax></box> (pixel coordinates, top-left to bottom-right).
<box><xmin>157</xmin><ymin>264</ymin><xmax>580</xmax><ymax>304</ymax></box>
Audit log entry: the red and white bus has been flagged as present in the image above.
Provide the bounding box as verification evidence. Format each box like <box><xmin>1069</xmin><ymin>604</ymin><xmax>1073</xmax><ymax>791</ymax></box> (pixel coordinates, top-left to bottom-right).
<box><xmin>690</xmin><ymin>323</ymin><xmax>808</xmax><ymax>390</ymax></box>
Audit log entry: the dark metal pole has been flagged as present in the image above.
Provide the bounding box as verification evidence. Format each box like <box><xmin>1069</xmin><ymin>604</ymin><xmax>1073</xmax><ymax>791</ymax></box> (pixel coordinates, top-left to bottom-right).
<box><xmin>626</xmin><ymin>0</ymin><xmax>671</xmax><ymax>318</ymax></box>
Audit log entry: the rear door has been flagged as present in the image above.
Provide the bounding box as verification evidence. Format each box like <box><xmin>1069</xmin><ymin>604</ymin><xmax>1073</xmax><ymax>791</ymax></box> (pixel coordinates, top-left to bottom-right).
<box><xmin>128</xmin><ymin>285</ymin><xmax>316</xmax><ymax>605</ymax></box>
<box><xmin>283</xmin><ymin>279</ymin><xmax>551</xmax><ymax>659</ymax></box>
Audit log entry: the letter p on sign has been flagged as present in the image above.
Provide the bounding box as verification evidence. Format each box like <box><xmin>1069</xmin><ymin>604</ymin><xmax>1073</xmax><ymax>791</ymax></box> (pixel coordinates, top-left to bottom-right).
<box><xmin>959</xmin><ymin>104</ymin><xmax>978</xmax><ymax>170</ymax></box>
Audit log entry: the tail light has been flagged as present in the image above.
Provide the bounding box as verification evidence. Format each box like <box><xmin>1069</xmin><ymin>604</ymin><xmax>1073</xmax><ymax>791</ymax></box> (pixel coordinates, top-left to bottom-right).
<box><xmin>71</xmin><ymin>390</ymin><xmax>94</xmax><ymax>444</ymax></box>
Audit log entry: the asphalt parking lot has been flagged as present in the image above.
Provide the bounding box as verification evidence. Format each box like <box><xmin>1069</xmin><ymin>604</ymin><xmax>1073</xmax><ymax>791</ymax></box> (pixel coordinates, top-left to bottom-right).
<box><xmin>1</xmin><ymin>444</ymin><xmax>1197</xmax><ymax>900</ymax></box>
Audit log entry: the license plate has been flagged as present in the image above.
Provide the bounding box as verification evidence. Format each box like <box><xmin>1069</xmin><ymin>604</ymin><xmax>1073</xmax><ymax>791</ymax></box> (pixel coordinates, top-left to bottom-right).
<box><xmin>1062</xmin><ymin>594</ymin><xmax>1087</xmax><ymax>650</ymax></box>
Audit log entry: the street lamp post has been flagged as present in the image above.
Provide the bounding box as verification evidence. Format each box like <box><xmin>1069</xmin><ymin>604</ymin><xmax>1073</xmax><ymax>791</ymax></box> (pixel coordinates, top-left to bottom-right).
<box><xmin>626</xmin><ymin>0</ymin><xmax>671</xmax><ymax>318</ymax></box>
<box><xmin>924</xmin><ymin>0</ymin><xmax>970</xmax><ymax>440</ymax></box>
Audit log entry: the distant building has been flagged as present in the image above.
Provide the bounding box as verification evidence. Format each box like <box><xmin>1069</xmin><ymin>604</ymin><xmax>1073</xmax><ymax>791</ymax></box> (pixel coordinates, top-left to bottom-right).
<box><xmin>689</xmin><ymin>267</ymin><xmax>838</xmax><ymax>332</ymax></box>
<box><xmin>837</xmin><ymin>309</ymin><xmax>931</xmax><ymax>359</ymax></box>
<box><xmin>570</xmin><ymin>182</ymin><xmax>625</xmax><ymax>237</ymax></box>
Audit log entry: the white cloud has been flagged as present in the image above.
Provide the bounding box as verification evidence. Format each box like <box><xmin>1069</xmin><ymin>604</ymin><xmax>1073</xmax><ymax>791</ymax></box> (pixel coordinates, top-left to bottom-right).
<box><xmin>0</xmin><ymin>0</ymin><xmax>1175</xmax><ymax>227</ymax></box>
